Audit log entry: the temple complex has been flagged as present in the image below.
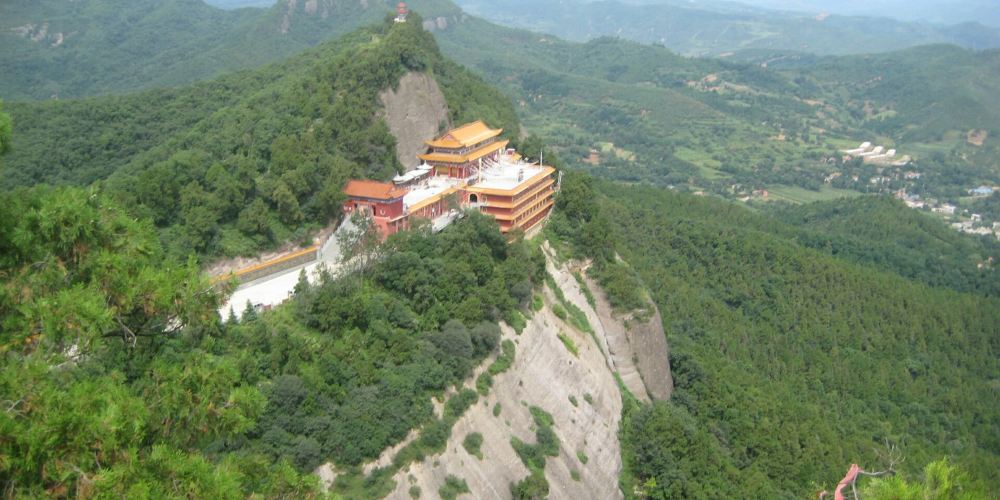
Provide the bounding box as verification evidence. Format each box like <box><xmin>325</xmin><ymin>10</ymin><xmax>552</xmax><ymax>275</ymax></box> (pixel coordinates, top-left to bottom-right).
<box><xmin>342</xmin><ymin>121</ymin><xmax>557</xmax><ymax>237</ymax></box>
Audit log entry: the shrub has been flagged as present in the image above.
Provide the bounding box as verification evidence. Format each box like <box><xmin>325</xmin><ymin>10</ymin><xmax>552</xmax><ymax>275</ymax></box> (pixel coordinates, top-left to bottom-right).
<box><xmin>552</xmin><ymin>303</ymin><xmax>567</xmax><ymax>320</ymax></box>
<box><xmin>558</xmin><ymin>331</ymin><xmax>579</xmax><ymax>357</ymax></box>
<box><xmin>439</xmin><ymin>475</ymin><xmax>470</xmax><ymax>500</ymax></box>
<box><xmin>463</xmin><ymin>432</ymin><xmax>484</xmax><ymax>459</ymax></box>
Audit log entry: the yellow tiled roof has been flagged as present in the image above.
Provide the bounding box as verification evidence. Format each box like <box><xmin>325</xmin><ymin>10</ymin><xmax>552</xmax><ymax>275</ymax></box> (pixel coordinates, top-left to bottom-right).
<box><xmin>418</xmin><ymin>140</ymin><xmax>509</xmax><ymax>164</ymax></box>
<box><xmin>425</xmin><ymin>121</ymin><xmax>503</xmax><ymax>148</ymax></box>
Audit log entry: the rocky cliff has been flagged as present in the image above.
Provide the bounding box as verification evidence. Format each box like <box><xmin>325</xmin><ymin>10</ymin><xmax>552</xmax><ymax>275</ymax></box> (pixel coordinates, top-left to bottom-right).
<box><xmin>379</xmin><ymin>72</ymin><xmax>451</xmax><ymax>170</ymax></box>
<box><xmin>322</xmin><ymin>241</ymin><xmax>673</xmax><ymax>498</ymax></box>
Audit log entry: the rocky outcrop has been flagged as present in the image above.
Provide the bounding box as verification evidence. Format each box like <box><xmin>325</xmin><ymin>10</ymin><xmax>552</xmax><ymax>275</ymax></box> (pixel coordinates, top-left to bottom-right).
<box><xmin>542</xmin><ymin>242</ymin><xmax>673</xmax><ymax>402</ymax></box>
<box><xmin>384</xmin><ymin>293</ymin><xmax>624</xmax><ymax>499</ymax></box>
<box><xmin>379</xmin><ymin>72</ymin><xmax>450</xmax><ymax>170</ymax></box>
<box><xmin>321</xmin><ymin>241</ymin><xmax>671</xmax><ymax>498</ymax></box>
<box><xmin>583</xmin><ymin>271</ymin><xmax>674</xmax><ymax>402</ymax></box>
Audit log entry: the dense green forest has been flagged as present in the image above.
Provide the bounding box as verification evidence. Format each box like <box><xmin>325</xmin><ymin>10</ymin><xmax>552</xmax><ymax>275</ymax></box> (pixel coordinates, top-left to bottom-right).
<box><xmin>549</xmin><ymin>174</ymin><xmax>999</xmax><ymax>496</ymax></box>
<box><xmin>0</xmin><ymin>172</ymin><xmax>543</xmax><ymax>495</ymax></box>
<box><xmin>0</xmin><ymin>0</ymin><xmax>384</xmax><ymax>100</ymax></box>
<box><xmin>454</xmin><ymin>0</ymin><xmax>1000</xmax><ymax>56</ymax></box>
<box><xmin>772</xmin><ymin>196</ymin><xmax>1000</xmax><ymax>296</ymax></box>
<box><xmin>4</xmin><ymin>16</ymin><xmax>519</xmax><ymax>261</ymax></box>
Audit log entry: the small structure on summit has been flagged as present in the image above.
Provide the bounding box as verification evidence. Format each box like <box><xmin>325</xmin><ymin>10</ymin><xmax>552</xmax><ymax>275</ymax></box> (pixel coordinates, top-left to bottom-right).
<box><xmin>394</xmin><ymin>2</ymin><xmax>409</xmax><ymax>23</ymax></box>
<box><xmin>343</xmin><ymin>121</ymin><xmax>558</xmax><ymax>237</ymax></box>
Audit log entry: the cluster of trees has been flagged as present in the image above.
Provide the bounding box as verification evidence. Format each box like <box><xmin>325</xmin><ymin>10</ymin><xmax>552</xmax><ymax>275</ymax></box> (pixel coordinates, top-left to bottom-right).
<box><xmin>586</xmin><ymin>180</ymin><xmax>999</xmax><ymax>495</ymax></box>
<box><xmin>772</xmin><ymin>196</ymin><xmax>1000</xmax><ymax>297</ymax></box>
<box><xmin>0</xmin><ymin>183</ymin><xmax>321</xmax><ymax>496</ymax></box>
<box><xmin>0</xmin><ymin>174</ymin><xmax>542</xmax><ymax>494</ymax></box>
<box><xmin>217</xmin><ymin>211</ymin><xmax>544</xmax><ymax>471</ymax></box>
<box><xmin>547</xmin><ymin>171</ymin><xmax>649</xmax><ymax>312</ymax></box>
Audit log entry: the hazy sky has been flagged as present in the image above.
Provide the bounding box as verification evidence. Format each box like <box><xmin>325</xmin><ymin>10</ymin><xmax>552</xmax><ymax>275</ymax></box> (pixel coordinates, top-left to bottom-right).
<box><xmin>202</xmin><ymin>0</ymin><xmax>1000</xmax><ymax>28</ymax></box>
<box><xmin>693</xmin><ymin>0</ymin><xmax>1000</xmax><ymax>27</ymax></box>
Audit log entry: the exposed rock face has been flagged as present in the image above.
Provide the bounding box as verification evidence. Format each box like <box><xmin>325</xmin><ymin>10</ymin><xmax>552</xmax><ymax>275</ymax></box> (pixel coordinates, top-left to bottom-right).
<box><xmin>542</xmin><ymin>241</ymin><xmax>673</xmax><ymax>402</ymax></box>
<box><xmin>9</xmin><ymin>23</ymin><xmax>69</xmax><ymax>48</ymax></box>
<box><xmin>379</xmin><ymin>72</ymin><xmax>450</xmax><ymax>170</ymax></box>
<box><xmin>583</xmin><ymin>271</ymin><xmax>674</xmax><ymax>402</ymax></box>
<box><xmin>385</xmin><ymin>291</ymin><xmax>624</xmax><ymax>499</ymax></box>
<box><xmin>422</xmin><ymin>15</ymin><xmax>463</xmax><ymax>32</ymax></box>
<box><xmin>626</xmin><ymin>308</ymin><xmax>673</xmax><ymax>400</ymax></box>
<box><xmin>321</xmin><ymin>241</ymin><xmax>671</xmax><ymax>497</ymax></box>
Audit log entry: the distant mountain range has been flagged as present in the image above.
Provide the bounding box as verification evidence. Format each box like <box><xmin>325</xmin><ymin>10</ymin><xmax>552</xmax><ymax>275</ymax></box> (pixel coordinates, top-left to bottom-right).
<box><xmin>453</xmin><ymin>0</ymin><xmax>1000</xmax><ymax>56</ymax></box>
<box><xmin>703</xmin><ymin>0</ymin><xmax>1000</xmax><ymax>28</ymax></box>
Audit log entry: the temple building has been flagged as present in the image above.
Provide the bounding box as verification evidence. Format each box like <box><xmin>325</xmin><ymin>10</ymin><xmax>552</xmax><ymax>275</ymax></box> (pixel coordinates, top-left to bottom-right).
<box><xmin>343</xmin><ymin>121</ymin><xmax>557</xmax><ymax>237</ymax></box>
<box><xmin>342</xmin><ymin>180</ymin><xmax>409</xmax><ymax>236</ymax></box>
<box><xmin>418</xmin><ymin>121</ymin><xmax>509</xmax><ymax>179</ymax></box>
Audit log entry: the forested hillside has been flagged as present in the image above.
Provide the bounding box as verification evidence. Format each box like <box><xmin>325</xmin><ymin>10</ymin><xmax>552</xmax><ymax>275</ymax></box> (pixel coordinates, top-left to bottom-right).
<box><xmin>4</xmin><ymin>16</ymin><xmax>519</xmax><ymax>261</ymax></box>
<box><xmin>429</xmin><ymin>18</ymin><xmax>1000</xmax><ymax>200</ymax></box>
<box><xmin>0</xmin><ymin>181</ymin><xmax>543</xmax><ymax>496</ymax></box>
<box><xmin>5</xmin><ymin>0</ymin><xmax>998</xmax><ymax>203</ymax></box>
<box><xmin>550</xmin><ymin>174</ymin><xmax>999</xmax><ymax>496</ymax></box>
<box><xmin>0</xmin><ymin>0</ymin><xmax>388</xmax><ymax>100</ymax></box>
<box><xmin>454</xmin><ymin>0</ymin><xmax>1000</xmax><ymax>56</ymax></box>
<box><xmin>772</xmin><ymin>196</ymin><xmax>1000</xmax><ymax>296</ymax></box>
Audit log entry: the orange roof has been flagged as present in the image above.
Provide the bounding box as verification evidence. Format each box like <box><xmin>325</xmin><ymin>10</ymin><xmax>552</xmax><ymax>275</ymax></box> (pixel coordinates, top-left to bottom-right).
<box><xmin>343</xmin><ymin>180</ymin><xmax>408</xmax><ymax>200</ymax></box>
<box><xmin>426</xmin><ymin>121</ymin><xmax>503</xmax><ymax>148</ymax></box>
<box><xmin>418</xmin><ymin>140</ymin><xmax>509</xmax><ymax>164</ymax></box>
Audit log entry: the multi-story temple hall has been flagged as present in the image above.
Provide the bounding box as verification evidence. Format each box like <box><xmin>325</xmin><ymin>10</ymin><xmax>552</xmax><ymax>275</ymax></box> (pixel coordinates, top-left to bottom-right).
<box><xmin>343</xmin><ymin>121</ymin><xmax>558</xmax><ymax>237</ymax></box>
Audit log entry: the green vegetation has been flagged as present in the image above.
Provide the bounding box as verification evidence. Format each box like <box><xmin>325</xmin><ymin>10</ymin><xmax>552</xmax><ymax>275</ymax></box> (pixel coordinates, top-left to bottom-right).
<box><xmin>573</xmin><ymin>271</ymin><xmax>596</xmax><ymax>308</ymax></box>
<box><xmin>476</xmin><ymin>338</ymin><xmax>516</xmax><ymax>396</ymax></box>
<box><xmin>510</xmin><ymin>406</ymin><xmax>560</xmax><ymax>500</ymax></box>
<box><xmin>0</xmin><ymin>192</ymin><xmax>542</xmax><ymax>496</ymax></box>
<box><xmin>4</xmin><ymin>16</ymin><xmax>519</xmax><ymax>261</ymax></box>
<box><xmin>861</xmin><ymin>459</ymin><xmax>987</xmax><ymax>499</ymax></box>
<box><xmin>583</xmin><ymin>393</ymin><xmax>593</xmax><ymax>405</ymax></box>
<box><xmin>557</xmin><ymin>332</ymin><xmax>579</xmax><ymax>357</ymax></box>
<box><xmin>531</xmin><ymin>293</ymin><xmax>544</xmax><ymax>312</ymax></box>
<box><xmin>590</xmin><ymin>180</ymin><xmax>999</xmax><ymax>496</ymax></box>
<box><xmin>0</xmin><ymin>99</ymin><xmax>10</xmax><ymax>156</ymax></box>
<box><xmin>0</xmin><ymin>187</ymin><xmax>319</xmax><ymax>497</ymax></box>
<box><xmin>568</xmin><ymin>395</ymin><xmax>578</xmax><ymax>407</ymax></box>
<box><xmin>0</xmin><ymin>0</ymin><xmax>388</xmax><ymax>100</ymax></box>
<box><xmin>505</xmin><ymin>309</ymin><xmax>527</xmax><ymax>334</ymax></box>
<box><xmin>545</xmin><ymin>272</ymin><xmax>595</xmax><ymax>334</ymax></box>
<box><xmin>570</xmin><ymin>469</ymin><xmax>581</xmax><ymax>482</ymax></box>
<box><xmin>456</xmin><ymin>0</ymin><xmax>1000</xmax><ymax>56</ymax></box>
<box><xmin>773</xmin><ymin>196</ymin><xmax>1000</xmax><ymax>297</ymax></box>
<box><xmin>551</xmin><ymin>303</ymin><xmax>567</xmax><ymax>320</ymax></box>
<box><xmin>434</xmin><ymin>18</ymin><xmax>1000</xmax><ymax>201</ymax></box>
<box><xmin>576</xmin><ymin>450</ymin><xmax>589</xmax><ymax>465</ymax></box>
<box><xmin>463</xmin><ymin>432</ymin><xmax>484</xmax><ymax>459</ymax></box>
<box><xmin>439</xmin><ymin>474</ymin><xmax>470</xmax><ymax>500</ymax></box>
<box><xmin>547</xmin><ymin>171</ymin><xmax>650</xmax><ymax>313</ymax></box>
<box><xmin>493</xmin><ymin>403</ymin><xmax>502</xmax><ymax>417</ymax></box>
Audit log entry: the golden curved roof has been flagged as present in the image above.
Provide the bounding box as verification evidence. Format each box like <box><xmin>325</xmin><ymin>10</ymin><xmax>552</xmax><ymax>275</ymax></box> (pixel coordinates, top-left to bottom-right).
<box><xmin>425</xmin><ymin>120</ymin><xmax>503</xmax><ymax>148</ymax></box>
<box><xmin>418</xmin><ymin>140</ymin><xmax>509</xmax><ymax>164</ymax></box>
